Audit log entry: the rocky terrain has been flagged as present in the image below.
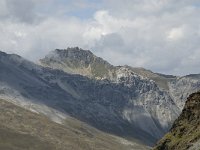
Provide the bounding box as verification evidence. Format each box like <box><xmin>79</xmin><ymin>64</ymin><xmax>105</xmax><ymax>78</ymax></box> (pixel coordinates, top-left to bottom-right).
<box><xmin>153</xmin><ymin>91</ymin><xmax>200</xmax><ymax>150</ymax></box>
<box><xmin>0</xmin><ymin>47</ymin><xmax>200</xmax><ymax>148</ymax></box>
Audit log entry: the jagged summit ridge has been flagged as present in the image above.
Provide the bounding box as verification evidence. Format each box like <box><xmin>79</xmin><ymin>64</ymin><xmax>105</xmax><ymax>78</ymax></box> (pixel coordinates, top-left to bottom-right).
<box><xmin>40</xmin><ymin>47</ymin><xmax>175</xmax><ymax>87</ymax></box>
<box><xmin>40</xmin><ymin>47</ymin><xmax>115</xmax><ymax>79</ymax></box>
<box><xmin>48</xmin><ymin>47</ymin><xmax>95</xmax><ymax>63</ymax></box>
<box><xmin>42</xmin><ymin>47</ymin><xmax>160</xmax><ymax>82</ymax></box>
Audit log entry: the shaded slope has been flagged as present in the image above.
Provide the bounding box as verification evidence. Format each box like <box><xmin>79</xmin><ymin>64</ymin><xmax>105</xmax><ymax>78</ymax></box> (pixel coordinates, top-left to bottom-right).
<box><xmin>153</xmin><ymin>91</ymin><xmax>200</xmax><ymax>150</ymax></box>
<box><xmin>0</xmin><ymin>126</ymin><xmax>54</xmax><ymax>150</ymax></box>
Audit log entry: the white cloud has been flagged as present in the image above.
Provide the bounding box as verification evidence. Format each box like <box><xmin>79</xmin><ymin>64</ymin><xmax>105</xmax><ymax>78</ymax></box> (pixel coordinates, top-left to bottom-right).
<box><xmin>0</xmin><ymin>0</ymin><xmax>200</xmax><ymax>75</ymax></box>
<box><xmin>167</xmin><ymin>27</ymin><xmax>185</xmax><ymax>40</ymax></box>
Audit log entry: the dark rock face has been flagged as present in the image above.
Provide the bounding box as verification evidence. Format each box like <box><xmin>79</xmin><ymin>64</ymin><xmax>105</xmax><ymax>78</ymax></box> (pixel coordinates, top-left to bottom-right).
<box><xmin>153</xmin><ymin>91</ymin><xmax>200</xmax><ymax>150</ymax></box>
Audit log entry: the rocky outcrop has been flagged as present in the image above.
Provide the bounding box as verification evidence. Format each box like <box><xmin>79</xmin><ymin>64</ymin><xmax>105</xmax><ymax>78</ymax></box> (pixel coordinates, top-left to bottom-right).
<box><xmin>153</xmin><ymin>91</ymin><xmax>200</xmax><ymax>150</ymax></box>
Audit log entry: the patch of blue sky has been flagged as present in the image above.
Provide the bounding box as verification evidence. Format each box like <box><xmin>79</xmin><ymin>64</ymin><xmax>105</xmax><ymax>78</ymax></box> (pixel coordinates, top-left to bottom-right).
<box><xmin>67</xmin><ymin>8</ymin><xmax>97</xmax><ymax>19</ymax></box>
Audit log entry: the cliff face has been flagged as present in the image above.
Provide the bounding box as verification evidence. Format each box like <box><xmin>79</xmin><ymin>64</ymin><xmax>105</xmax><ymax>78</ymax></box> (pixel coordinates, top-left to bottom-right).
<box><xmin>153</xmin><ymin>91</ymin><xmax>200</xmax><ymax>150</ymax></box>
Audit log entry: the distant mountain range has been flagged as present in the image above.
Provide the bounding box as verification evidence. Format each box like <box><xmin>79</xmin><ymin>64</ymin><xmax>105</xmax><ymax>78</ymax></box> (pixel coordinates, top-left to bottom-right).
<box><xmin>0</xmin><ymin>47</ymin><xmax>200</xmax><ymax>148</ymax></box>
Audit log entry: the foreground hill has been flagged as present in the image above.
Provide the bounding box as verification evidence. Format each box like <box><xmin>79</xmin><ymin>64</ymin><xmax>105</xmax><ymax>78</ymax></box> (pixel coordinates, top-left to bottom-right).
<box><xmin>0</xmin><ymin>99</ymin><xmax>148</xmax><ymax>150</ymax></box>
<box><xmin>153</xmin><ymin>91</ymin><xmax>200</xmax><ymax>150</ymax></box>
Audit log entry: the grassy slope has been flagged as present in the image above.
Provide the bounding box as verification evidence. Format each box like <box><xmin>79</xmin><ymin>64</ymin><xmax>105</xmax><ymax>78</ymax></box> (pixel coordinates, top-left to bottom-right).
<box><xmin>0</xmin><ymin>99</ymin><xmax>148</xmax><ymax>150</ymax></box>
<box><xmin>0</xmin><ymin>126</ymin><xmax>55</xmax><ymax>150</ymax></box>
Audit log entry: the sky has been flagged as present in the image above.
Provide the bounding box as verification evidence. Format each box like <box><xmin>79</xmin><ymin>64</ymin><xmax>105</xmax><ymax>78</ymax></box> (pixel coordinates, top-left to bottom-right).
<box><xmin>0</xmin><ymin>0</ymin><xmax>200</xmax><ymax>75</ymax></box>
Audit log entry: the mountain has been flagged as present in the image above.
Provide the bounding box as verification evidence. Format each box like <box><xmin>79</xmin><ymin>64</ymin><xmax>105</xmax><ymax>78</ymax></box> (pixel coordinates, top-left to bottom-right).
<box><xmin>153</xmin><ymin>91</ymin><xmax>200</xmax><ymax>150</ymax></box>
<box><xmin>40</xmin><ymin>47</ymin><xmax>200</xmax><ymax>108</ymax></box>
<box><xmin>1</xmin><ymin>48</ymin><xmax>200</xmax><ymax>148</ymax></box>
<box><xmin>40</xmin><ymin>47</ymin><xmax>176</xmax><ymax>89</ymax></box>
<box><xmin>0</xmin><ymin>98</ymin><xmax>148</xmax><ymax>150</ymax></box>
<box><xmin>40</xmin><ymin>47</ymin><xmax>200</xmax><ymax>110</ymax></box>
<box><xmin>0</xmin><ymin>50</ymin><xmax>166</xmax><ymax>146</ymax></box>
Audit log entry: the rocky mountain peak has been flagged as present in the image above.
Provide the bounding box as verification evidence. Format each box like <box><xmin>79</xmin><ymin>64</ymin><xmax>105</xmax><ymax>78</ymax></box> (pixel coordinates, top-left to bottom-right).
<box><xmin>40</xmin><ymin>47</ymin><xmax>115</xmax><ymax>79</ymax></box>
<box><xmin>42</xmin><ymin>47</ymin><xmax>107</xmax><ymax>64</ymax></box>
<box><xmin>40</xmin><ymin>48</ymin><xmax>168</xmax><ymax>84</ymax></box>
<box><xmin>53</xmin><ymin>47</ymin><xmax>94</xmax><ymax>62</ymax></box>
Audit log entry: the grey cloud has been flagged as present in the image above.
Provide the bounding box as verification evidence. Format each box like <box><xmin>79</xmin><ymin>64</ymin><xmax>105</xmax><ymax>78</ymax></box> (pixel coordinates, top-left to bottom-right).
<box><xmin>89</xmin><ymin>1</ymin><xmax>200</xmax><ymax>75</ymax></box>
<box><xmin>7</xmin><ymin>0</ymin><xmax>36</xmax><ymax>23</ymax></box>
<box><xmin>0</xmin><ymin>0</ymin><xmax>40</xmax><ymax>24</ymax></box>
<box><xmin>0</xmin><ymin>0</ymin><xmax>200</xmax><ymax>75</ymax></box>
<box><xmin>94</xmin><ymin>33</ymin><xmax>125</xmax><ymax>49</ymax></box>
